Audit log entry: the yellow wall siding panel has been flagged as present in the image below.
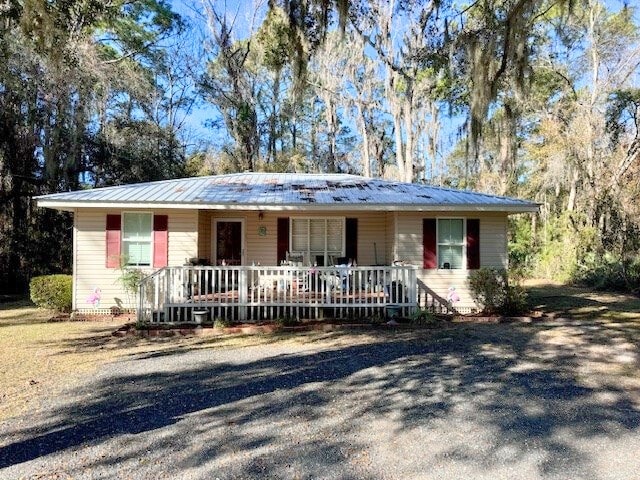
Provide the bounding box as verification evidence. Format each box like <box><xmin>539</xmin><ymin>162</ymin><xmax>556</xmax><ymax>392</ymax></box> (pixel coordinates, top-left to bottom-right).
<box><xmin>203</xmin><ymin>210</ymin><xmax>390</xmax><ymax>267</ymax></box>
<box><xmin>74</xmin><ymin>207</ymin><xmax>509</xmax><ymax>312</ymax></box>
<box><xmin>480</xmin><ymin>215</ymin><xmax>508</xmax><ymax>268</ymax></box>
<box><xmin>74</xmin><ymin>208</ymin><xmax>197</xmax><ymax>311</ymax></box>
<box><xmin>357</xmin><ymin>212</ymin><xmax>387</xmax><ymax>266</ymax></box>
<box><xmin>385</xmin><ymin>212</ymin><xmax>395</xmax><ymax>264</ymax></box>
<box><xmin>395</xmin><ymin>211</ymin><xmax>509</xmax><ymax>310</ymax></box>
<box><xmin>167</xmin><ymin>210</ymin><xmax>198</xmax><ymax>266</ymax></box>
<box><xmin>416</xmin><ymin>270</ymin><xmax>476</xmax><ymax>309</ymax></box>
<box><xmin>71</xmin><ymin>209</ymin><xmax>78</xmax><ymax>310</ymax></box>
<box><xmin>75</xmin><ymin>209</ymin><xmax>124</xmax><ymax>311</ymax></box>
<box><xmin>197</xmin><ymin>210</ymin><xmax>211</xmax><ymax>261</ymax></box>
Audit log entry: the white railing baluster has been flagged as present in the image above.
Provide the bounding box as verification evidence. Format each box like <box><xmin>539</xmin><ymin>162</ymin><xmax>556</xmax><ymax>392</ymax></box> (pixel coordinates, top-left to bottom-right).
<box><xmin>137</xmin><ymin>264</ymin><xmax>420</xmax><ymax>324</ymax></box>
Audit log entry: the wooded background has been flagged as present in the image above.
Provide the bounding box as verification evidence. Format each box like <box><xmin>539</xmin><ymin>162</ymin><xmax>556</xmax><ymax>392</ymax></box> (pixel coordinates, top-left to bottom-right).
<box><xmin>1</xmin><ymin>0</ymin><xmax>639</xmax><ymax>293</ymax></box>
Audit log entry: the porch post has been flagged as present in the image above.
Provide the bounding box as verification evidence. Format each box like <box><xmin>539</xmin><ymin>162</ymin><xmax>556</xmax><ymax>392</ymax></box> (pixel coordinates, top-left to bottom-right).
<box><xmin>164</xmin><ymin>268</ymin><xmax>170</xmax><ymax>322</ymax></box>
<box><xmin>138</xmin><ymin>282</ymin><xmax>144</xmax><ymax>322</ymax></box>
<box><xmin>238</xmin><ymin>267</ymin><xmax>248</xmax><ymax>320</ymax></box>
<box><xmin>409</xmin><ymin>266</ymin><xmax>418</xmax><ymax>312</ymax></box>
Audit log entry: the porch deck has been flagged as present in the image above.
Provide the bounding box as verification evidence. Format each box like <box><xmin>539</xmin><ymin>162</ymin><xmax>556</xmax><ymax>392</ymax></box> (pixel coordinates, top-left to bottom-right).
<box><xmin>138</xmin><ymin>265</ymin><xmax>420</xmax><ymax>323</ymax></box>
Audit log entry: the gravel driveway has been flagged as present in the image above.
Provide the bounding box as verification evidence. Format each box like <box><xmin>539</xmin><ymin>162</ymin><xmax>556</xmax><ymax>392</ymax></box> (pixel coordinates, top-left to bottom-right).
<box><xmin>1</xmin><ymin>320</ymin><xmax>639</xmax><ymax>480</ymax></box>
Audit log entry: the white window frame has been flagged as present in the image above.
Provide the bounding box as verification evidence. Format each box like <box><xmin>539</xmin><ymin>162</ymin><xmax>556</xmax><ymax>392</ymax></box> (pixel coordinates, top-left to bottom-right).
<box><xmin>121</xmin><ymin>212</ymin><xmax>153</xmax><ymax>267</ymax></box>
<box><xmin>289</xmin><ymin>217</ymin><xmax>346</xmax><ymax>265</ymax></box>
<box><xmin>436</xmin><ymin>217</ymin><xmax>467</xmax><ymax>270</ymax></box>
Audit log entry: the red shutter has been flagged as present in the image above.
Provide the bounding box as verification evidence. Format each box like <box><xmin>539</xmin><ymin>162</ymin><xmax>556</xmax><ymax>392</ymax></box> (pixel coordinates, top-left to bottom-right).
<box><xmin>277</xmin><ymin>217</ymin><xmax>289</xmax><ymax>264</ymax></box>
<box><xmin>106</xmin><ymin>214</ymin><xmax>121</xmax><ymax>268</ymax></box>
<box><xmin>467</xmin><ymin>219</ymin><xmax>480</xmax><ymax>269</ymax></box>
<box><xmin>423</xmin><ymin>219</ymin><xmax>437</xmax><ymax>269</ymax></box>
<box><xmin>345</xmin><ymin>218</ymin><xmax>358</xmax><ymax>262</ymax></box>
<box><xmin>153</xmin><ymin>215</ymin><xmax>169</xmax><ymax>268</ymax></box>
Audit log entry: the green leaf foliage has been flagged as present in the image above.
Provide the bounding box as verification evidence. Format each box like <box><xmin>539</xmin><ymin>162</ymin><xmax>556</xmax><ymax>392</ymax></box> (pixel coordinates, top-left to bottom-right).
<box><xmin>468</xmin><ymin>268</ymin><xmax>527</xmax><ymax>315</ymax></box>
<box><xmin>0</xmin><ymin>0</ymin><xmax>186</xmax><ymax>293</ymax></box>
<box><xmin>256</xmin><ymin>6</ymin><xmax>295</xmax><ymax>71</ymax></box>
<box><xmin>29</xmin><ymin>274</ymin><xmax>73</xmax><ymax>312</ymax></box>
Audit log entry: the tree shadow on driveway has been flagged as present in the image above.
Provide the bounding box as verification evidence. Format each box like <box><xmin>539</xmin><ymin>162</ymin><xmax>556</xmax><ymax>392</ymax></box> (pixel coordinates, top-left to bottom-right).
<box><xmin>1</xmin><ymin>321</ymin><xmax>639</xmax><ymax>478</ymax></box>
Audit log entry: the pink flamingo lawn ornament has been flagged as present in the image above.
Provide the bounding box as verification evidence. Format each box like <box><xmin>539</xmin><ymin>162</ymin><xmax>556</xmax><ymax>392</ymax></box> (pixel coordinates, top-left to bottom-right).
<box><xmin>447</xmin><ymin>286</ymin><xmax>460</xmax><ymax>304</ymax></box>
<box><xmin>86</xmin><ymin>287</ymin><xmax>102</xmax><ymax>308</ymax></box>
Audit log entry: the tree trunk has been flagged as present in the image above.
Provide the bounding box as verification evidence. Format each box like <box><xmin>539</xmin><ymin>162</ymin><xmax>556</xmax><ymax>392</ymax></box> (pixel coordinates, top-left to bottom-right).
<box><xmin>356</xmin><ymin>101</ymin><xmax>371</xmax><ymax>177</ymax></box>
<box><xmin>402</xmin><ymin>80</ymin><xmax>414</xmax><ymax>183</ymax></box>
<box><xmin>427</xmin><ymin>102</ymin><xmax>440</xmax><ymax>184</ymax></box>
<box><xmin>567</xmin><ymin>168</ymin><xmax>579</xmax><ymax>212</ymax></box>
<box><xmin>498</xmin><ymin>102</ymin><xmax>518</xmax><ymax>194</ymax></box>
<box><xmin>269</xmin><ymin>69</ymin><xmax>281</xmax><ymax>164</ymax></box>
<box><xmin>324</xmin><ymin>96</ymin><xmax>338</xmax><ymax>172</ymax></box>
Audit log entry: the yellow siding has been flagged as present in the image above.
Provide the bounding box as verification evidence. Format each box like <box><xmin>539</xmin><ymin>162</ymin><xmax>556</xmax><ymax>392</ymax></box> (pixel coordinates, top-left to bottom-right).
<box><xmin>197</xmin><ymin>210</ymin><xmax>211</xmax><ymax>262</ymax></box>
<box><xmin>198</xmin><ymin>210</ymin><xmax>391</xmax><ymax>266</ymax></box>
<box><xmin>385</xmin><ymin>212</ymin><xmax>396</xmax><ymax>264</ymax></box>
<box><xmin>74</xmin><ymin>208</ymin><xmax>197</xmax><ymax>311</ymax></box>
<box><xmin>168</xmin><ymin>211</ymin><xmax>199</xmax><ymax>266</ymax></box>
<box><xmin>395</xmin><ymin>212</ymin><xmax>508</xmax><ymax>310</ymax></box>
<box><xmin>357</xmin><ymin>212</ymin><xmax>388</xmax><ymax>265</ymax></box>
<box><xmin>480</xmin><ymin>214</ymin><xmax>508</xmax><ymax>268</ymax></box>
<box><xmin>74</xmin><ymin>207</ymin><xmax>508</xmax><ymax>313</ymax></box>
<box><xmin>197</xmin><ymin>210</ymin><xmax>274</xmax><ymax>265</ymax></box>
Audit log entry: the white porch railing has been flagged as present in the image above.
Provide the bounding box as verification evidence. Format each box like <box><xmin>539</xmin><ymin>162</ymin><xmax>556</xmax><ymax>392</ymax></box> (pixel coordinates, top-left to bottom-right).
<box><xmin>138</xmin><ymin>265</ymin><xmax>419</xmax><ymax>323</ymax></box>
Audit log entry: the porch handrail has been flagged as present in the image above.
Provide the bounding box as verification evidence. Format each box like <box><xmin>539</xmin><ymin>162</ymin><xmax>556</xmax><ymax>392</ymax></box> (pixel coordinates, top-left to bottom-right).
<box><xmin>138</xmin><ymin>264</ymin><xmax>419</xmax><ymax>323</ymax></box>
<box><xmin>138</xmin><ymin>267</ymin><xmax>169</xmax><ymax>324</ymax></box>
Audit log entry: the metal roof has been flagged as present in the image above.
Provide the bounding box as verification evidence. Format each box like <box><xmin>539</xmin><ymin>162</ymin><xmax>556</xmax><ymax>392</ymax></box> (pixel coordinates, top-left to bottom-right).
<box><xmin>36</xmin><ymin>173</ymin><xmax>539</xmax><ymax>213</ymax></box>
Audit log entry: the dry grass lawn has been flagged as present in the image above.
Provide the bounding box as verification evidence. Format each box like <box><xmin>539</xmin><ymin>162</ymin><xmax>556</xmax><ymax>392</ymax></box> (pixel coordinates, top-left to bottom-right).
<box><xmin>2</xmin><ymin>282</ymin><xmax>639</xmax><ymax>422</ymax></box>
<box><xmin>0</xmin><ymin>301</ymin><xmax>381</xmax><ymax>422</ymax></box>
<box><xmin>525</xmin><ymin>279</ymin><xmax>640</xmax><ymax>383</ymax></box>
<box><xmin>0</xmin><ymin>301</ymin><xmax>165</xmax><ymax>420</ymax></box>
<box><xmin>525</xmin><ymin>278</ymin><xmax>640</xmax><ymax>322</ymax></box>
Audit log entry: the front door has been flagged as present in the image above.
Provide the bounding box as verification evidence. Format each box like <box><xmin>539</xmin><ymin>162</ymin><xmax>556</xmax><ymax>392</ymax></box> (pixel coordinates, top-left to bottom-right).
<box><xmin>214</xmin><ymin>220</ymin><xmax>244</xmax><ymax>265</ymax></box>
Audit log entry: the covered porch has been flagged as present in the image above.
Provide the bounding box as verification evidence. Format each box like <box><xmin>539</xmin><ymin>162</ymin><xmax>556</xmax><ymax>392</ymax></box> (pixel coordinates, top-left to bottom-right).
<box><xmin>138</xmin><ymin>264</ymin><xmax>419</xmax><ymax>323</ymax></box>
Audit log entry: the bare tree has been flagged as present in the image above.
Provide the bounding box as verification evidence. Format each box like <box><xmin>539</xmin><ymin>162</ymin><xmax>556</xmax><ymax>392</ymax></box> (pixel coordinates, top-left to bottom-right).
<box><xmin>350</xmin><ymin>0</ymin><xmax>444</xmax><ymax>182</ymax></box>
<box><xmin>201</xmin><ymin>0</ymin><xmax>266</xmax><ymax>171</ymax></box>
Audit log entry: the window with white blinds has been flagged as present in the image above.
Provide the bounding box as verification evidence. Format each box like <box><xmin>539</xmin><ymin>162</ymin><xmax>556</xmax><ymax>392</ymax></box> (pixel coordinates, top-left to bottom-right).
<box><xmin>122</xmin><ymin>212</ymin><xmax>152</xmax><ymax>266</ymax></box>
<box><xmin>438</xmin><ymin>218</ymin><xmax>464</xmax><ymax>269</ymax></box>
<box><xmin>290</xmin><ymin>218</ymin><xmax>344</xmax><ymax>265</ymax></box>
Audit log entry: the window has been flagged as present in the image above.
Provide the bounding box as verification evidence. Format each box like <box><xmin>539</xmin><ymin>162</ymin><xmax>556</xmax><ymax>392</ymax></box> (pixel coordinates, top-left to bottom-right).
<box><xmin>290</xmin><ymin>218</ymin><xmax>344</xmax><ymax>265</ymax></box>
<box><xmin>438</xmin><ymin>218</ymin><xmax>464</xmax><ymax>269</ymax></box>
<box><xmin>122</xmin><ymin>213</ymin><xmax>152</xmax><ymax>266</ymax></box>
